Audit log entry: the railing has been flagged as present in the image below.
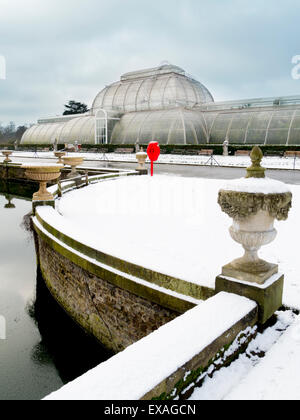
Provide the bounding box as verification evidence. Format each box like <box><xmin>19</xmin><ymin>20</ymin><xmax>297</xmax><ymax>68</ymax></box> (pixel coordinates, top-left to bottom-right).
<box><xmin>57</xmin><ymin>171</ymin><xmax>89</xmax><ymax>198</ymax></box>
<box><xmin>49</xmin><ymin>169</ymin><xmax>139</xmax><ymax>200</ymax></box>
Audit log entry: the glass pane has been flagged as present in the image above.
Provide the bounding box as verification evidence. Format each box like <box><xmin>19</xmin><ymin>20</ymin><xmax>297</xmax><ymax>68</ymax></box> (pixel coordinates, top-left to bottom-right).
<box><xmin>290</xmin><ymin>115</ymin><xmax>300</xmax><ymax>129</ymax></box>
<box><xmin>288</xmin><ymin>129</ymin><xmax>300</xmax><ymax>145</ymax></box>
<box><xmin>266</xmin><ymin>130</ymin><xmax>289</xmax><ymax>145</ymax></box>
<box><xmin>228</xmin><ymin>130</ymin><xmax>246</xmax><ymax>144</ymax></box>
<box><xmin>230</xmin><ymin>113</ymin><xmax>251</xmax><ymax>130</ymax></box>
<box><xmin>269</xmin><ymin>111</ymin><xmax>293</xmax><ymax>130</ymax></box>
<box><xmin>136</xmin><ymin>79</ymin><xmax>154</xmax><ymax>111</ymax></box>
<box><xmin>113</xmin><ymin>83</ymin><xmax>130</xmax><ymax>112</ymax></box>
<box><xmin>210</xmin><ymin>130</ymin><xmax>226</xmax><ymax>144</ymax></box>
<box><xmin>245</xmin><ymin>130</ymin><xmax>266</xmax><ymax>144</ymax></box>
<box><xmin>149</xmin><ymin>77</ymin><xmax>170</xmax><ymax>110</ymax></box>
<box><xmin>248</xmin><ymin>112</ymin><xmax>271</xmax><ymax>130</ymax></box>
<box><xmin>125</xmin><ymin>80</ymin><xmax>144</xmax><ymax>112</ymax></box>
<box><xmin>211</xmin><ymin>114</ymin><xmax>232</xmax><ymax>131</ymax></box>
<box><xmin>169</xmin><ymin>118</ymin><xmax>185</xmax><ymax>145</ymax></box>
<box><xmin>102</xmin><ymin>83</ymin><xmax>119</xmax><ymax>110</ymax></box>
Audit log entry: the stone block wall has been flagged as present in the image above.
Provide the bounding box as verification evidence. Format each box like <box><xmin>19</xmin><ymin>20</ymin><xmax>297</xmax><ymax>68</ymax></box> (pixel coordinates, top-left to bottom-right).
<box><xmin>36</xmin><ymin>235</ymin><xmax>178</xmax><ymax>353</ymax></box>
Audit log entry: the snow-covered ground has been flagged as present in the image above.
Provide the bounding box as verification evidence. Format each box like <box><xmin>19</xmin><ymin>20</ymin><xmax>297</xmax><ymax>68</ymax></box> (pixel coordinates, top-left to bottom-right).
<box><xmin>7</xmin><ymin>150</ymin><xmax>300</xmax><ymax>170</ymax></box>
<box><xmin>190</xmin><ymin>309</ymin><xmax>300</xmax><ymax>400</ymax></box>
<box><xmin>57</xmin><ymin>175</ymin><xmax>300</xmax><ymax>310</ymax></box>
<box><xmin>54</xmin><ymin>173</ymin><xmax>300</xmax><ymax>400</ymax></box>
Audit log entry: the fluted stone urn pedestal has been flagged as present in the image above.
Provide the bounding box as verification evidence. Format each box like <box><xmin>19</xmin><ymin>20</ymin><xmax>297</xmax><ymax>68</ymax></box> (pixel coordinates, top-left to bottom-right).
<box><xmin>2</xmin><ymin>151</ymin><xmax>12</xmax><ymax>163</ymax></box>
<box><xmin>4</xmin><ymin>194</ymin><xmax>15</xmax><ymax>209</ymax></box>
<box><xmin>22</xmin><ymin>164</ymin><xmax>63</xmax><ymax>209</ymax></box>
<box><xmin>62</xmin><ymin>156</ymin><xmax>84</xmax><ymax>179</ymax></box>
<box><xmin>136</xmin><ymin>148</ymin><xmax>148</xmax><ymax>175</ymax></box>
<box><xmin>215</xmin><ymin>147</ymin><xmax>292</xmax><ymax>324</ymax></box>
<box><xmin>54</xmin><ymin>151</ymin><xmax>66</xmax><ymax>164</ymax></box>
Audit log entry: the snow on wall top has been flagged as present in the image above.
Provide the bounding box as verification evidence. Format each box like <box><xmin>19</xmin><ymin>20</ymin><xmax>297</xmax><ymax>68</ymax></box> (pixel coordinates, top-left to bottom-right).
<box><xmin>44</xmin><ymin>292</ymin><xmax>256</xmax><ymax>401</ymax></box>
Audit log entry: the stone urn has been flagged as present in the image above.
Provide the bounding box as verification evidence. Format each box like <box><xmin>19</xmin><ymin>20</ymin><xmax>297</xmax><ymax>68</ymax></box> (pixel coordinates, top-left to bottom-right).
<box><xmin>218</xmin><ymin>146</ymin><xmax>292</xmax><ymax>285</ymax></box>
<box><xmin>4</xmin><ymin>195</ymin><xmax>15</xmax><ymax>209</ymax></box>
<box><xmin>62</xmin><ymin>156</ymin><xmax>84</xmax><ymax>178</ymax></box>
<box><xmin>136</xmin><ymin>147</ymin><xmax>148</xmax><ymax>173</ymax></box>
<box><xmin>54</xmin><ymin>151</ymin><xmax>66</xmax><ymax>164</ymax></box>
<box><xmin>2</xmin><ymin>151</ymin><xmax>12</xmax><ymax>163</ymax></box>
<box><xmin>22</xmin><ymin>164</ymin><xmax>63</xmax><ymax>201</ymax></box>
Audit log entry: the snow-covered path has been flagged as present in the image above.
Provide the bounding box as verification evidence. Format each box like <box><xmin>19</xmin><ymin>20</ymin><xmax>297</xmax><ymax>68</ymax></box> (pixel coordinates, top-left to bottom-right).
<box><xmin>54</xmin><ymin>173</ymin><xmax>300</xmax><ymax>400</ymax></box>
<box><xmin>7</xmin><ymin>150</ymin><xmax>300</xmax><ymax>171</ymax></box>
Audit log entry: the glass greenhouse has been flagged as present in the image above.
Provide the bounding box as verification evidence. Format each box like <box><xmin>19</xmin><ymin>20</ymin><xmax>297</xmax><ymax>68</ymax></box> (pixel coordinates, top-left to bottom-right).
<box><xmin>21</xmin><ymin>64</ymin><xmax>300</xmax><ymax>146</ymax></box>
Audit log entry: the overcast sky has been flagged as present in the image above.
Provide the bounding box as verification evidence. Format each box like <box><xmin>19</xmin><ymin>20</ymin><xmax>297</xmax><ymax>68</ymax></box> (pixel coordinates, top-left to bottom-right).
<box><xmin>0</xmin><ymin>0</ymin><xmax>300</xmax><ymax>126</ymax></box>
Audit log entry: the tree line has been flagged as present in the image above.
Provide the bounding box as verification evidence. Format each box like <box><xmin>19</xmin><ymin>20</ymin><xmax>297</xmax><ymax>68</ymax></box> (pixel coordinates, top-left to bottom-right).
<box><xmin>0</xmin><ymin>100</ymin><xmax>89</xmax><ymax>144</ymax></box>
<box><xmin>0</xmin><ymin>122</ymin><xmax>27</xmax><ymax>144</ymax></box>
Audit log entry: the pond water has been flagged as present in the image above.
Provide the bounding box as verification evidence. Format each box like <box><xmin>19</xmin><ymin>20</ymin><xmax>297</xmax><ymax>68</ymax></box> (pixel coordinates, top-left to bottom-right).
<box><xmin>0</xmin><ymin>184</ymin><xmax>112</xmax><ymax>400</ymax></box>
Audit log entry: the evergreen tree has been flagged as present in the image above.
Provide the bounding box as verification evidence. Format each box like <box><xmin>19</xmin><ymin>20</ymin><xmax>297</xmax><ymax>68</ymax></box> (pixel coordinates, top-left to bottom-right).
<box><xmin>63</xmin><ymin>100</ymin><xmax>89</xmax><ymax>116</ymax></box>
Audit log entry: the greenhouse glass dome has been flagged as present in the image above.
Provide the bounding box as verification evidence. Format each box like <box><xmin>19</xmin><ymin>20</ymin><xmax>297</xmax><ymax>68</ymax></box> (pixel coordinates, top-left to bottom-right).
<box><xmin>21</xmin><ymin>64</ymin><xmax>300</xmax><ymax>146</ymax></box>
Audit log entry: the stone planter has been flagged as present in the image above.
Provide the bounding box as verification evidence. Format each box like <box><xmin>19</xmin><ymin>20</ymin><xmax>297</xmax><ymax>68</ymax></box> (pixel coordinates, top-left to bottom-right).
<box><xmin>62</xmin><ymin>156</ymin><xmax>84</xmax><ymax>178</ymax></box>
<box><xmin>54</xmin><ymin>151</ymin><xmax>66</xmax><ymax>164</ymax></box>
<box><xmin>22</xmin><ymin>164</ymin><xmax>63</xmax><ymax>201</ymax></box>
<box><xmin>2</xmin><ymin>151</ymin><xmax>12</xmax><ymax>163</ymax></box>
<box><xmin>4</xmin><ymin>195</ymin><xmax>15</xmax><ymax>209</ymax></box>
<box><xmin>225</xmin><ymin>209</ymin><xmax>278</xmax><ymax>283</ymax></box>
<box><xmin>136</xmin><ymin>148</ymin><xmax>148</xmax><ymax>174</ymax></box>
<box><xmin>218</xmin><ymin>147</ymin><xmax>292</xmax><ymax>285</ymax></box>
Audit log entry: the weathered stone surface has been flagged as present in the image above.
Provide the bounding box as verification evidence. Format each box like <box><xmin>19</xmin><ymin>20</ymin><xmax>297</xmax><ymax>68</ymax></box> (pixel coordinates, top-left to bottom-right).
<box><xmin>137</xmin><ymin>169</ymin><xmax>148</xmax><ymax>175</ymax></box>
<box><xmin>32</xmin><ymin>200</ymin><xmax>55</xmax><ymax>214</ymax></box>
<box><xmin>36</xmin><ymin>235</ymin><xmax>178</xmax><ymax>353</ymax></box>
<box><xmin>35</xmin><ymin>210</ymin><xmax>215</xmax><ymax>302</ymax></box>
<box><xmin>246</xmin><ymin>146</ymin><xmax>265</xmax><ymax>179</ymax></box>
<box><xmin>142</xmin><ymin>299</ymin><xmax>258</xmax><ymax>400</ymax></box>
<box><xmin>222</xmin><ymin>260</ymin><xmax>278</xmax><ymax>285</ymax></box>
<box><xmin>215</xmin><ymin>274</ymin><xmax>284</xmax><ymax>324</ymax></box>
<box><xmin>218</xmin><ymin>190</ymin><xmax>292</xmax><ymax>222</ymax></box>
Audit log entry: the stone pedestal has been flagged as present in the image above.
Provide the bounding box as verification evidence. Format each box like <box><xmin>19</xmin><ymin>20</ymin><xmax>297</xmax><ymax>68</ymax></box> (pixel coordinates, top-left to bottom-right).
<box><xmin>136</xmin><ymin>148</ymin><xmax>148</xmax><ymax>175</ymax></box>
<box><xmin>2</xmin><ymin>151</ymin><xmax>12</xmax><ymax>163</ymax></box>
<box><xmin>216</xmin><ymin>273</ymin><xmax>284</xmax><ymax>324</ymax></box>
<box><xmin>22</xmin><ymin>164</ymin><xmax>62</xmax><ymax>205</ymax></box>
<box><xmin>62</xmin><ymin>156</ymin><xmax>84</xmax><ymax>178</ymax></box>
<box><xmin>137</xmin><ymin>168</ymin><xmax>148</xmax><ymax>175</ymax></box>
<box><xmin>216</xmin><ymin>147</ymin><xmax>292</xmax><ymax>325</ymax></box>
<box><xmin>54</xmin><ymin>151</ymin><xmax>66</xmax><ymax>164</ymax></box>
<box><xmin>32</xmin><ymin>200</ymin><xmax>55</xmax><ymax>214</ymax></box>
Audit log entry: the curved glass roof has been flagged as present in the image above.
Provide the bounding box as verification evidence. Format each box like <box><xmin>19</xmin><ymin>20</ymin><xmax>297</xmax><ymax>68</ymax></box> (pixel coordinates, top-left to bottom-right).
<box><xmin>20</xmin><ymin>63</ymin><xmax>300</xmax><ymax>146</ymax></box>
<box><xmin>22</xmin><ymin>106</ymin><xmax>300</xmax><ymax>146</ymax></box>
<box><xmin>22</xmin><ymin>116</ymin><xmax>96</xmax><ymax>145</ymax></box>
<box><xmin>92</xmin><ymin>64</ymin><xmax>214</xmax><ymax>114</ymax></box>
<box><xmin>111</xmin><ymin>108</ymin><xmax>208</xmax><ymax>145</ymax></box>
<box><xmin>206</xmin><ymin>108</ymin><xmax>300</xmax><ymax>145</ymax></box>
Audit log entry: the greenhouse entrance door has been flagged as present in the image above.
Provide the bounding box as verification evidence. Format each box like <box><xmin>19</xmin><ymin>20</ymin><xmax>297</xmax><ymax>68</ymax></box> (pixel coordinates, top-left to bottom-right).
<box><xmin>94</xmin><ymin>109</ymin><xmax>120</xmax><ymax>145</ymax></box>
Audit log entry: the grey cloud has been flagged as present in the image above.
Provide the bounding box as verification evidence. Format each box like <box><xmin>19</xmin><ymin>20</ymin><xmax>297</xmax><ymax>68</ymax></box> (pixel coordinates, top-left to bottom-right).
<box><xmin>0</xmin><ymin>0</ymin><xmax>300</xmax><ymax>126</ymax></box>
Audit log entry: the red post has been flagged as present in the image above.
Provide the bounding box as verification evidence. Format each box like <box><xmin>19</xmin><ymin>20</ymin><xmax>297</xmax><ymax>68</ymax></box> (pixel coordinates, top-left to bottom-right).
<box><xmin>147</xmin><ymin>142</ymin><xmax>160</xmax><ymax>177</ymax></box>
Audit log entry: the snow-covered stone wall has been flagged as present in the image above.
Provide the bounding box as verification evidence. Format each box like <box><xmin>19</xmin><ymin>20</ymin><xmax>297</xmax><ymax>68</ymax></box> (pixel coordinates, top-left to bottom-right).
<box><xmin>44</xmin><ymin>292</ymin><xmax>258</xmax><ymax>400</ymax></box>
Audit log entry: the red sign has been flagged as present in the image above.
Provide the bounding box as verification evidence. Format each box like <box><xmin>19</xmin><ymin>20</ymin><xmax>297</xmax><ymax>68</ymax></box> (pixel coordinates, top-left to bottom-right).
<box><xmin>147</xmin><ymin>142</ymin><xmax>160</xmax><ymax>176</ymax></box>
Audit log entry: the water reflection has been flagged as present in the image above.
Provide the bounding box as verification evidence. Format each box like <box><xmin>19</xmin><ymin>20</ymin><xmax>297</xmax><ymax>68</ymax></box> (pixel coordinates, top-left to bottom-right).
<box><xmin>0</xmin><ymin>179</ymin><xmax>35</xmax><ymax>202</ymax></box>
<box><xmin>4</xmin><ymin>194</ymin><xmax>15</xmax><ymax>209</ymax></box>
<box><xmin>0</xmin><ymin>185</ymin><xmax>112</xmax><ymax>400</ymax></box>
<box><xmin>30</xmin><ymin>268</ymin><xmax>113</xmax><ymax>385</ymax></box>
